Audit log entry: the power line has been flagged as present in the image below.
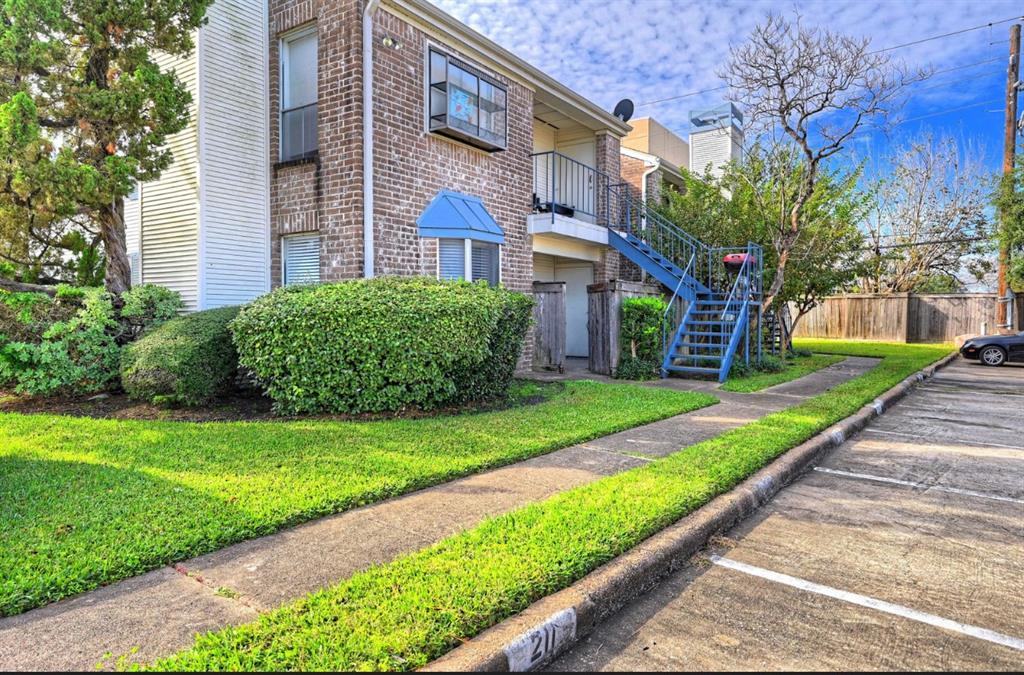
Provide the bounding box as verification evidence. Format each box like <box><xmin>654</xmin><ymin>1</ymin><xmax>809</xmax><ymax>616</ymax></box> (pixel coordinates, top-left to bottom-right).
<box><xmin>637</xmin><ymin>85</ymin><xmax>728</xmax><ymax>109</ymax></box>
<box><xmin>890</xmin><ymin>97</ymin><xmax>1003</xmax><ymax>125</ymax></box>
<box><xmin>862</xmin><ymin>236</ymin><xmax>988</xmax><ymax>252</ymax></box>
<box><xmin>868</xmin><ymin>15</ymin><xmax>1024</xmax><ymax>54</ymax></box>
<box><xmin>636</xmin><ymin>18</ymin><xmax>1022</xmax><ymax>108</ymax></box>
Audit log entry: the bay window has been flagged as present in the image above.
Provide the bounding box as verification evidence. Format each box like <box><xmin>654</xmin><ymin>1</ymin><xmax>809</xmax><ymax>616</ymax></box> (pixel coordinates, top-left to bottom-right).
<box><xmin>438</xmin><ymin>238</ymin><xmax>500</xmax><ymax>286</ymax></box>
<box><xmin>427</xmin><ymin>48</ymin><xmax>507</xmax><ymax>152</ymax></box>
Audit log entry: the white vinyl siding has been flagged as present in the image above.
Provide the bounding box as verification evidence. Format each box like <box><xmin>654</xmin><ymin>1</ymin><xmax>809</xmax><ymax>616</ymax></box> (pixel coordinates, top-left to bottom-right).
<box><xmin>438</xmin><ymin>238</ymin><xmax>466</xmax><ymax>280</ymax></box>
<box><xmin>201</xmin><ymin>0</ymin><xmax>270</xmax><ymax>308</ymax></box>
<box><xmin>141</xmin><ymin>47</ymin><xmax>200</xmax><ymax>309</ymax></box>
<box><xmin>282</xmin><ymin>234</ymin><xmax>320</xmax><ymax>285</ymax></box>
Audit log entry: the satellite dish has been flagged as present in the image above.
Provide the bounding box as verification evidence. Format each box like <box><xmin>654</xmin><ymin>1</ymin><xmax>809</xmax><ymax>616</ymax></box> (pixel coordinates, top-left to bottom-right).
<box><xmin>613</xmin><ymin>98</ymin><xmax>635</xmax><ymax>123</ymax></box>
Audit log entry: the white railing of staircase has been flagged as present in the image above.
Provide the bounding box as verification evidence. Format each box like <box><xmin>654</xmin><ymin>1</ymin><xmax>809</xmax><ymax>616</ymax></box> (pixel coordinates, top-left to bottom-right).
<box><xmin>661</xmin><ymin>252</ymin><xmax>696</xmax><ymax>358</ymax></box>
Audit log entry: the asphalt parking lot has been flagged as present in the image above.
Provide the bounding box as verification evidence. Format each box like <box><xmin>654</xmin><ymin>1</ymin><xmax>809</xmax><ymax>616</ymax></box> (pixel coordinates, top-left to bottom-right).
<box><xmin>553</xmin><ymin>359</ymin><xmax>1024</xmax><ymax>671</ymax></box>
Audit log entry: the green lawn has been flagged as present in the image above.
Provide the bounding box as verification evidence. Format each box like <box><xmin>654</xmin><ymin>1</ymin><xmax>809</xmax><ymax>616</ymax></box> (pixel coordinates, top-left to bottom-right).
<box><xmin>721</xmin><ymin>353</ymin><xmax>846</xmax><ymax>392</ymax></box>
<box><xmin>149</xmin><ymin>341</ymin><xmax>953</xmax><ymax>672</ymax></box>
<box><xmin>0</xmin><ymin>380</ymin><xmax>715</xmax><ymax>617</ymax></box>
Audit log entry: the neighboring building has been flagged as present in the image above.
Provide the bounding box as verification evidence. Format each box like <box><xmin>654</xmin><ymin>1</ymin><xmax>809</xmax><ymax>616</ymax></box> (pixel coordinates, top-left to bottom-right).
<box><xmin>688</xmin><ymin>103</ymin><xmax>743</xmax><ymax>178</ymax></box>
<box><xmin>126</xmin><ymin>0</ymin><xmax>635</xmax><ymax>368</ymax></box>
<box><xmin>619</xmin><ymin>117</ymin><xmax>688</xmax><ymax>207</ymax></box>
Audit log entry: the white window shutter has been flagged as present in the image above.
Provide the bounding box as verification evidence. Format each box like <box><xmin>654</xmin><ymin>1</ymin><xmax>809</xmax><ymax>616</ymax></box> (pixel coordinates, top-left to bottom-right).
<box><xmin>129</xmin><ymin>252</ymin><xmax>141</xmax><ymax>287</ymax></box>
<box><xmin>283</xmin><ymin>234</ymin><xmax>320</xmax><ymax>285</ymax></box>
<box><xmin>438</xmin><ymin>239</ymin><xmax>466</xmax><ymax>280</ymax></box>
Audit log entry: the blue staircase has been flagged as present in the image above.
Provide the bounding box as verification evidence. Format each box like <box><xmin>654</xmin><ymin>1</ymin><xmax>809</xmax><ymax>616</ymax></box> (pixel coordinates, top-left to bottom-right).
<box><xmin>529</xmin><ymin>150</ymin><xmax>762</xmax><ymax>382</ymax></box>
<box><xmin>608</xmin><ymin>200</ymin><xmax>762</xmax><ymax>383</ymax></box>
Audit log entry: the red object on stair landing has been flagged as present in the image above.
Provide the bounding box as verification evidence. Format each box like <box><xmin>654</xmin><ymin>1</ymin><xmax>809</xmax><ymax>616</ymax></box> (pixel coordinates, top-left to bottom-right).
<box><xmin>722</xmin><ymin>252</ymin><xmax>755</xmax><ymax>272</ymax></box>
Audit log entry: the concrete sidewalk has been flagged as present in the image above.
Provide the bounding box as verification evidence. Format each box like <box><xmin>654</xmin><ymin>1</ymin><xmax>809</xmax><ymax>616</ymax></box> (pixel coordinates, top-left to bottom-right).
<box><xmin>0</xmin><ymin>357</ymin><xmax>878</xmax><ymax>671</ymax></box>
<box><xmin>552</xmin><ymin>359</ymin><xmax>1024</xmax><ymax>671</ymax></box>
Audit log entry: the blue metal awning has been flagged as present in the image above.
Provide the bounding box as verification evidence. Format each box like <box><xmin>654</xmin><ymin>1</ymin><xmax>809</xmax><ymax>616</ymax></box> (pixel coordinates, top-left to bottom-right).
<box><xmin>416</xmin><ymin>190</ymin><xmax>505</xmax><ymax>244</ymax></box>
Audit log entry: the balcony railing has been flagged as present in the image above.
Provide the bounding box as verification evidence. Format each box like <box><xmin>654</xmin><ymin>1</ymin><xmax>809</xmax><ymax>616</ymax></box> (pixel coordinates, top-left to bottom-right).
<box><xmin>281</xmin><ymin>102</ymin><xmax>318</xmax><ymax>161</ymax></box>
<box><xmin>531</xmin><ymin>151</ymin><xmax>630</xmax><ymax>227</ymax></box>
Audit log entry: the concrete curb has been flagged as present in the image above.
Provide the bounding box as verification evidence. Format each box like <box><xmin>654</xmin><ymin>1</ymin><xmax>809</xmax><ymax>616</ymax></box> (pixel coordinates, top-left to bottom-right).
<box><xmin>423</xmin><ymin>352</ymin><xmax>961</xmax><ymax>673</ymax></box>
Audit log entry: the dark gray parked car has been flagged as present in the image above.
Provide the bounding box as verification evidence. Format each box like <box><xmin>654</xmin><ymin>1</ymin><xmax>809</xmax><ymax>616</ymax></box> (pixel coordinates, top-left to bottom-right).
<box><xmin>960</xmin><ymin>332</ymin><xmax>1024</xmax><ymax>366</ymax></box>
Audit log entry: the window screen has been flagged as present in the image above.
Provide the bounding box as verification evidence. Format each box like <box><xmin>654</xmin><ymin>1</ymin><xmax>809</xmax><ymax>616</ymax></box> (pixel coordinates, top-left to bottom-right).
<box><xmin>281</xmin><ymin>28</ymin><xmax>318</xmax><ymax>160</ymax></box>
<box><xmin>438</xmin><ymin>239</ymin><xmax>465</xmax><ymax>280</ymax></box>
<box><xmin>283</xmin><ymin>233</ymin><xmax>320</xmax><ymax>286</ymax></box>
<box><xmin>471</xmin><ymin>241</ymin><xmax>499</xmax><ymax>286</ymax></box>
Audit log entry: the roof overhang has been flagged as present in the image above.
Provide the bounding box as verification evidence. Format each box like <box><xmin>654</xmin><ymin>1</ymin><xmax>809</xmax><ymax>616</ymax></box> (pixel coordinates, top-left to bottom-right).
<box><xmin>417</xmin><ymin>190</ymin><xmax>506</xmax><ymax>244</ymax></box>
<box><xmin>620</xmin><ymin>147</ymin><xmax>684</xmax><ymax>182</ymax></box>
<box><xmin>385</xmin><ymin>0</ymin><xmax>632</xmax><ymax>137</ymax></box>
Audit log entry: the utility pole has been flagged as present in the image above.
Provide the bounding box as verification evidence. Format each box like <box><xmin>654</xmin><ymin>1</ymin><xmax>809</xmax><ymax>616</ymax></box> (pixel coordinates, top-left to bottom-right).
<box><xmin>997</xmin><ymin>23</ymin><xmax>1020</xmax><ymax>329</ymax></box>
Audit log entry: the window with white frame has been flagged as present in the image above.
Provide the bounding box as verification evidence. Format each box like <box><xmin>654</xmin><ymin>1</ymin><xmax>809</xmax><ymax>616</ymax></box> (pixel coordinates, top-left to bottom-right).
<box><xmin>427</xmin><ymin>48</ymin><xmax>507</xmax><ymax>152</ymax></box>
<box><xmin>282</xmin><ymin>233</ymin><xmax>320</xmax><ymax>285</ymax></box>
<box><xmin>438</xmin><ymin>238</ymin><xmax>499</xmax><ymax>286</ymax></box>
<box><xmin>280</xmin><ymin>26</ymin><xmax>318</xmax><ymax>161</ymax></box>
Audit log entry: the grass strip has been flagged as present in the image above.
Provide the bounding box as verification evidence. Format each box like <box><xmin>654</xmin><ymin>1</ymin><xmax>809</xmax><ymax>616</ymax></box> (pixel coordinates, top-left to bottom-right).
<box><xmin>720</xmin><ymin>353</ymin><xmax>846</xmax><ymax>392</ymax></box>
<box><xmin>149</xmin><ymin>341</ymin><xmax>952</xmax><ymax>671</ymax></box>
<box><xmin>0</xmin><ymin>380</ymin><xmax>714</xmax><ymax>617</ymax></box>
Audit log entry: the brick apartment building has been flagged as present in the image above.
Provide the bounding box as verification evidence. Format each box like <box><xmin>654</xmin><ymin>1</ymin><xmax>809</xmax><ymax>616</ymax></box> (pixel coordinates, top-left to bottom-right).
<box><xmin>123</xmin><ymin>0</ymin><xmax>663</xmax><ymax>370</ymax></box>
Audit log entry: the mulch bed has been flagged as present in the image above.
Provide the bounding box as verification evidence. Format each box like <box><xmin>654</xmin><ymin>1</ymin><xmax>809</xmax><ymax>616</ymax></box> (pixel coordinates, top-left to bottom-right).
<box><xmin>0</xmin><ymin>382</ymin><xmax>558</xmax><ymax>423</ymax></box>
<box><xmin>0</xmin><ymin>390</ymin><xmax>278</xmax><ymax>422</ymax></box>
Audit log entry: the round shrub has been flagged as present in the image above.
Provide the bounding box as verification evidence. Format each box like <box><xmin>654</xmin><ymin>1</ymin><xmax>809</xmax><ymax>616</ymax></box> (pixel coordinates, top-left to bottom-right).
<box><xmin>121</xmin><ymin>306</ymin><xmax>241</xmax><ymax>406</ymax></box>
<box><xmin>230</xmin><ymin>277</ymin><xmax>533</xmax><ymax>415</ymax></box>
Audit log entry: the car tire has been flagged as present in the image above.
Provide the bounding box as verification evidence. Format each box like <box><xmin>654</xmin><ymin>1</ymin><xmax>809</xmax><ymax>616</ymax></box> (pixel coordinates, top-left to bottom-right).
<box><xmin>980</xmin><ymin>345</ymin><xmax>1007</xmax><ymax>367</ymax></box>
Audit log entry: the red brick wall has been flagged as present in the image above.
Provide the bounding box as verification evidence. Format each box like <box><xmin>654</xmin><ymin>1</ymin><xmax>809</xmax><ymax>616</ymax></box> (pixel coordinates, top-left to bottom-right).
<box><xmin>620</xmin><ymin>153</ymin><xmax>646</xmax><ymax>202</ymax></box>
<box><xmin>269</xmin><ymin>0</ymin><xmax>365</xmax><ymax>286</ymax></box>
<box><xmin>594</xmin><ymin>131</ymin><xmax>622</xmax><ymax>283</ymax></box>
<box><xmin>267</xmin><ymin>1</ymin><xmax>534</xmax><ymax>294</ymax></box>
<box><xmin>370</xmin><ymin>9</ymin><xmax>534</xmax><ymax>294</ymax></box>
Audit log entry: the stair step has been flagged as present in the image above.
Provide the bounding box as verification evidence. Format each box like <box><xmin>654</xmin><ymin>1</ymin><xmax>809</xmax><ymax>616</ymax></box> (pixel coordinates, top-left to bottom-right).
<box><xmin>689</xmin><ymin>320</ymin><xmax>733</xmax><ymax>326</ymax></box>
<box><xmin>670</xmin><ymin>353</ymin><xmax>722</xmax><ymax>362</ymax></box>
<box><xmin>681</xmin><ymin>331</ymin><xmax>731</xmax><ymax>338</ymax></box>
<box><xmin>674</xmin><ymin>342</ymin><xmax>727</xmax><ymax>350</ymax></box>
<box><xmin>665</xmin><ymin>365</ymin><xmax>720</xmax><ymax>375</ymax></box>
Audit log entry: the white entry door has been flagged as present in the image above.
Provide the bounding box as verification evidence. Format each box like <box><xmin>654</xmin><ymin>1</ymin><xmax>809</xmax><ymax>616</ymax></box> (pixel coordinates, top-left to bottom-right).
<box><xmin>555</xmin><ymin>262</ymin><xmax>594</xmax><ymax>357</ymax></box>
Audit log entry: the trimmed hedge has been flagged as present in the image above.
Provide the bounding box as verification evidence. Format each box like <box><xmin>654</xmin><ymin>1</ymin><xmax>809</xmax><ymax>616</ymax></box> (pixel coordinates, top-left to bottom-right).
<box><xmin>230</xmin><ymin>277</ymin><xmax>534</xmax><ymax>414</ymax></box>
<box><xmin>616</xmin><ymin>296</ymin><xmax>668</xmax><ymax>380</ymax></box>
<box><xmin>121</xmin><ymin>306</ymin><xmax>241</xmax><ymax>406</ymax></box>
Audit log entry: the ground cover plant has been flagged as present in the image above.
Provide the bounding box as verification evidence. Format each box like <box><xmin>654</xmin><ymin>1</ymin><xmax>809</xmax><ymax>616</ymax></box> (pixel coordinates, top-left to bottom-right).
<box><xmin>0</xmin><ymin>284</ymin><xmax>182</xmax><ymax>396</ymax></box>
<box><xmin>147</xmin><ymin>340</ymin><xmax>952</xmax><ymax>671</ymax></box>
<box><xmin>0</xmin><ymin>380</ymin><xmax>713</xmax><ymax>616</ymax></box>
<box><xmin>721</xmin><ymin>352</ymin><xmax>846</xmax><ymax>392</ymax></box>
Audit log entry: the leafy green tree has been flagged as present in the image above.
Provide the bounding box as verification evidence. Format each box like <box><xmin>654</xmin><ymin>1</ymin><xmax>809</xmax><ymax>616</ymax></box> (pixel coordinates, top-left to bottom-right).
<box><xmin>0</xmin><ymin>0</ymin><xmax>211</xmax><ymax>294</ymax></box>
<box><xmin>861</xmin><ymin>134</ymin><xmax>993</xmax><ymax>294</ymax></box>
<box><xmin>995</xmin><ymin>150</ymin><xmax>1024</xmax><ymax>293</ymax></box>
<box><xmin>656</xmin><ymin>142</ymin><xmax>867</xmax><ymax>346</ymax></box>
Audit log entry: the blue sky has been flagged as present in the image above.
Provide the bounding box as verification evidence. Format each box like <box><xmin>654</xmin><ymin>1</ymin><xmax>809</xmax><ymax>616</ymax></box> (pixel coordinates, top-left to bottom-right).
<box><xmin>434</xmin><ymin>0</ymin><xmax>1023</xmax><ymax>175</ymax></box>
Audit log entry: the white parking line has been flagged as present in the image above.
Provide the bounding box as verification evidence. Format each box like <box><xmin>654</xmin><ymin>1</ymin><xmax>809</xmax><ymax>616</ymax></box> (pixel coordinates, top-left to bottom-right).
<box><xmin>710</xmin><ymin>555</ymin><xmax>1024</xmax><ymax>652</ymax></box>
<box><xmin>812</xmin><ymin>467</ymin><xmax>1024</xmax><ymax>505</ymax></box>
<box><xmin>862</xmin><ymin>428</ymin><xmax>1024</xmax><ymax>451</ymax></box>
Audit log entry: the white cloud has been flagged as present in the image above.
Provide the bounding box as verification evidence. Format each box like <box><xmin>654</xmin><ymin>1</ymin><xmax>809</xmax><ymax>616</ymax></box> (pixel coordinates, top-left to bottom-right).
<box><xmin>432</xmin><ymin>0</ymin><xmax>1021</xmax><ymax>140</ymax></box>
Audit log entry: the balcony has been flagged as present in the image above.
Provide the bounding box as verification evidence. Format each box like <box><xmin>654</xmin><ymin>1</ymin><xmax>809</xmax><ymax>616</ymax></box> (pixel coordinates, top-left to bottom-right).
<box><xmin>530</xmin><ymin>151</ymin><xmax>637</xmax><ymax>249</ymax></box>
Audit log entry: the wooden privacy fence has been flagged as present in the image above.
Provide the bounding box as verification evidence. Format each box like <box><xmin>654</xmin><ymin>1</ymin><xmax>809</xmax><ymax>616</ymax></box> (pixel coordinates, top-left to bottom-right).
<box><xmin>587</xmin><ymin>280</ymin><xmax>666</xmax><ymax>375</ymax></box>
<box><xmin>791</xmin><ymin>293</ymin><xmax>1004</xmax><ymax>343</ymax></box>
<box><xmin>532</xmin><ymin>281</ymin><xmax>566</xmax><ymax>372</ymax></box>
